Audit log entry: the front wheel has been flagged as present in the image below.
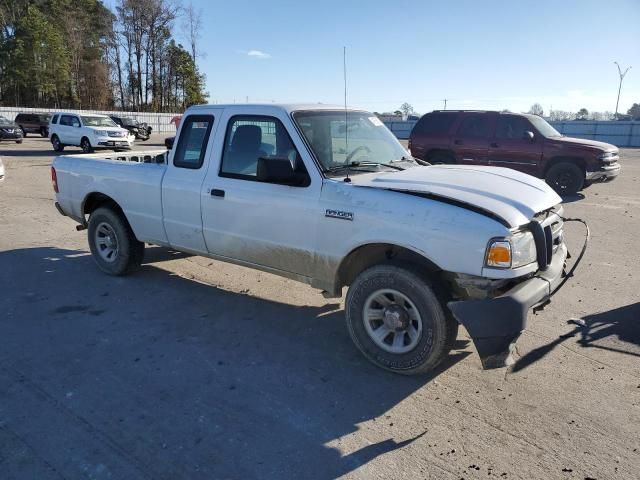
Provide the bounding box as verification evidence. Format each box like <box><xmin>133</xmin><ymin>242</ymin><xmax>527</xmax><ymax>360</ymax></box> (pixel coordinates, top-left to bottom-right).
<box><xmin>345</xmin><ymin>265</ymin><xmax>457</xmax><ymax>375</ymax></box>
<box><xmin>88</xmin><ymin>207</ymin><xmax>144</xmax><ymax>276</ymax></box>
<box><xmin>545</xmin><ymin>162</ymin><xmax>584</xmax><ymax>195</ymax></box>
<box><xmin>51</xmin><ymin>135</ymin><xmax>64</xmax><ymax>152</ymax></box>
<box><xmin>81</xmin><ymin>137</ymin><xmax>94</xmax><ymax>154</ymax></box>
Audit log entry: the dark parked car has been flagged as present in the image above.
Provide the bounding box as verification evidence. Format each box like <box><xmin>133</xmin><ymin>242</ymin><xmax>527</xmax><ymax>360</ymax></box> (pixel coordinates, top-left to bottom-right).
<box><xmin>0</xmin><ymin>116</ymin><xmax>23</xmax><ymax>143</ymax></box>
<box><xmin>109</xmin><ymin>115</ymin><xmax>152</xmax><ymax>141</ymax></box>
<box><xmin>409</xmin><ymin>110</ymin><xmax>621</xmax><ymax>195</ymax></box>
<box><xmin>15</xmin><ymin>112</ymin><xmax>51</xmax><ymax>137</ymax></box>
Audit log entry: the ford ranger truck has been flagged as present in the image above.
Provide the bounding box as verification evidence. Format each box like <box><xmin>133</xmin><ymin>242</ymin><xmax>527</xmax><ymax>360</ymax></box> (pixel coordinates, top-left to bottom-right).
<box><xmin>52</xmin><ymin>104</ymin><xmax>579</xmax><ymax>374</ymax></box>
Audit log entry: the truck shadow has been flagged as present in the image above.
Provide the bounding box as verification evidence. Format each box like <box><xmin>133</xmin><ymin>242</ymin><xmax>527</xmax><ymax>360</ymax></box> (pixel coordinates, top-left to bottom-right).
<box><xmin>0</xmin><ymin>246</ymin><xmax>470</xmax><ymax>480</ymax></box>
<box><xmin>511</xmin><ymin>303</ymin><xmax>640</xmax><ymax>373</ymax></box>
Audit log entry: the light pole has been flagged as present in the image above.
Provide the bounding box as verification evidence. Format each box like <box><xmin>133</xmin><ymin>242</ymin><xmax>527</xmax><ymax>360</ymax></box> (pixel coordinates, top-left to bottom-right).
<box><xmin>614</xmin><ymin>61</ymin><xmax>631</xmax><ymax>119</ymax></box>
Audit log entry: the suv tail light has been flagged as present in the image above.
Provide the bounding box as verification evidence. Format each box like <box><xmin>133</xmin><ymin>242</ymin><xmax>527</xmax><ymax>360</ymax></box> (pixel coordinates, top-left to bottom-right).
<box><xmin>51</xmin><ymin>166</ymin><xmax>59</xmax><ymax>193</ymax></box>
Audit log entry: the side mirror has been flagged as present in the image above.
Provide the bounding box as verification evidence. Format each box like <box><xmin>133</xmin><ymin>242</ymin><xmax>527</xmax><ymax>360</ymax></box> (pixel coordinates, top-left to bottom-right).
<box><xmin>257</xmin><ymin>156</ymin><xmax>308</xmax><ymax>186</ymax></box>
<box><xmin>524</xmin><ymin>130</ymin><xmax>535</xmax><ymax>142</ymax></box>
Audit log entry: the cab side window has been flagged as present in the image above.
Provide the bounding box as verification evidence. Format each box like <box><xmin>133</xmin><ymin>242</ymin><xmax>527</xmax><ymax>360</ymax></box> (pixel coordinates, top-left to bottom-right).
<box><xmin>220</xmin><ymin>115</ymin><xmax>308</xmax><ymax>184</ymax></box>
<box><xmin>495</xmin><ymin>116</ymin><xmax>531</xmax><ymax>140</ymax></box>
<box><xmin>457</xmin><ymin>116</ymin><xmax>489</xmax><ymax>138</ymax></box>
<box><xmin>173</xmin><ymin>115</ymin><xmax>214</xmax><ymax>169</ymax></box>
<box><xmin>60</xmin><ymin>115</ymin><xmax>74</xmax><ymax>126</ymax></box>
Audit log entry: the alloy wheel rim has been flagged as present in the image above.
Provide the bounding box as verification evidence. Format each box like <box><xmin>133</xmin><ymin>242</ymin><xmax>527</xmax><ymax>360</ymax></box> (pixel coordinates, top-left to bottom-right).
<box><xmin>362</xmin><ymin>289</ymin><xmax>423</xmax><ymax>354</ymax></box>
<box><xmin>95</xmin><ymin>222</ymin><xmax>119</xmax><ymax>262</ymax></box>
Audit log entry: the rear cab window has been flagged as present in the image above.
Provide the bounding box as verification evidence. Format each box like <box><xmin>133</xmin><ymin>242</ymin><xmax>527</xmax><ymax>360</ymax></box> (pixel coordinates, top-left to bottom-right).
<box><xmin>173</xmin><ymin>115</ymin><xmax>215</xmax><ymax>169</ymax></box>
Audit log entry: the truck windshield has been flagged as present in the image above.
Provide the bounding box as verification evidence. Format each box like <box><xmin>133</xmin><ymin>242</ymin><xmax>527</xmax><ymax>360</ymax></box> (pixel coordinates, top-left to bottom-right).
<box><xmin>292</xmin><ymin>110</ymin><xmax>411</xmax><ymax>173</ymax></box>
<box><xmin>81</xmin><ymin>116</ymin><xmax>118</xmax><ymax>127</ymax></box>
<box><xmin>528</xmin><ymin>116</ymin><xmax>562</xmax><ymax>138</ymax></box>
<box><xmin>121</xmin><ymin>117</ymin><xmax>137</xmax><ymax>126</ymax></box>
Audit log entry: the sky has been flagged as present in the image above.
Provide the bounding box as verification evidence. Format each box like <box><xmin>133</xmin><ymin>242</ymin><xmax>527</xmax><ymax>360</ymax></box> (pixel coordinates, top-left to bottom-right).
<box><xmin>110</xmin><ymin>0</ymin><xmax>639</xmax><ymax>115</ymax></box>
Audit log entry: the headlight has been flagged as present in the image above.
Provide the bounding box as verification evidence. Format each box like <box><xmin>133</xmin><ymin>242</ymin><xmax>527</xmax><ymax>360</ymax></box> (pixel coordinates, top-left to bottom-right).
<box><xmin>598</xmin><ymin>151</ymin><xmax>618</xmax><ymax>162</ymax></box>
<box><xmin>94</xmin><ymin>130</ymin><xmax>108</xmax><ymax>136</ymax></box>
<box><xmin>485</xmin><ymin>231</ymin><xmax>537</xmax><ymax>269</ymax></box>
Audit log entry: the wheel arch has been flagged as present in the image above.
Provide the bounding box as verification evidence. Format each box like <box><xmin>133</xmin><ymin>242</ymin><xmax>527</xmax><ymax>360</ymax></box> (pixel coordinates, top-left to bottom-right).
<box><xmin>335</xmin><ymin>242</ymin><xmax>443</xmax><ymax>291</ymax></box>
<box><xmin>544</xmin><ymin>156</ymin><xmax>586</xmax><ymax>176</ymax></box>
<box><xmin>82</xmin><ymin>192</ymin><xmax>126</xmax><ymax>224</ymax></box>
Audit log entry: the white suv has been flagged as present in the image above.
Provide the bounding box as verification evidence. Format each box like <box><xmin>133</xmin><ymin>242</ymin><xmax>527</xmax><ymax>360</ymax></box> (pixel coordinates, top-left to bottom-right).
<box><xmin>49</xmin><ymin>113</ymin><xmax>134</xmax><ymax>153</ymax></box>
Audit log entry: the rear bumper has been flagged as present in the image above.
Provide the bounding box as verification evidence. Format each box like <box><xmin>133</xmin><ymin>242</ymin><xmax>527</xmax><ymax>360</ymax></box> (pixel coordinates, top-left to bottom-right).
<box><xmin>448</xmin><ymin>243</ymin><xmax>568</xmax><ymax>369</ymax></box>
<box><xmin>586</xmin><ymin>163</ymin><xmax>620</xmax><ymax>181</ymax></box>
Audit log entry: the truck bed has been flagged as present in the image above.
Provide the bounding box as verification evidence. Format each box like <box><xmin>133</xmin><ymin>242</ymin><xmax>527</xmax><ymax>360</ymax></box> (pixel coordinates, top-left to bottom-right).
<box><xmin>53</xmin><ymin>150</ymin><xmax>171</xmax><ymax>245</ymax></box>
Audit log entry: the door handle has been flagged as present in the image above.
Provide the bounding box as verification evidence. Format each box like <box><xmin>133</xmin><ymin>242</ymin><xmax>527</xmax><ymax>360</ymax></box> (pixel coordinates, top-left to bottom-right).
<box><xmin>211</xmin><ymin>189</ymin><xmax>225</xmax><ymax>198</ymax></box>
<box><xmin>490</xmin><ymin>142</ymin><xmax>499</xmax><ymax>148</ymax></box>
<box><xmin>454</xmin><ymin>139</ymin><xmax>463</xmax><ymax>145</ymax></box>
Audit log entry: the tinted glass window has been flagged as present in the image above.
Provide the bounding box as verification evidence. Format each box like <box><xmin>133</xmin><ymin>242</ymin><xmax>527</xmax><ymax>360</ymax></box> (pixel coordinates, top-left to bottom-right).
<box><xmin>173</xmin><ymin>115</ymin><xmax>214</xmax><ymax>169</ymax></box>
<box><xmin>16</xmin><ymin>114</ymin><xmax>26</xmax><ymax>122</ymax></box>
<box><xmin>457</xmin><ymin>116</ymin><xmax>489</xmax><ymax>138</ymax></box>
<box><xmin>60</xmin><ymin>115</ymin><xmax>76</xmax><ymax>126</ymax></box>
<box><xmin>495</xmin><ymin>116</ymin><xmax>532</xmax><ymax>139</ymax></box>
<box><xmin>414</xmin><ymin>113</ymin><xmax>457</xmax><ymax>135</ymax></box>
<box><xmin>51</xmin><ymin>114</ymin><xmax>59</xmax><ymax>124</ymax></box>
<box><xmin>221</xmin><ymin>115</ymin><xmax>305</xmax><ymax>180</ymax></box>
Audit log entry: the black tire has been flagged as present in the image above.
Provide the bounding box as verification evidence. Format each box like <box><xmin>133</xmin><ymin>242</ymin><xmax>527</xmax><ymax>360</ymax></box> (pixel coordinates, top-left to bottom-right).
<box><xmin>51</xmin><ymin>135</ymin><xmax>64</xmax><ymax>152</ymax></box>
<box><xmin>545</xmin><ymin>162</ymin><xmax>584</xmax><ymax>195</ymax></box>
<box><xmin>87</xmin><ymin>207</ymin><xmax>144</xmax><ymax>276</ymax></box>
<box><xmin>19</xmin><ymin>126</ymin><xmax>27</xmax><ymax>137</ymax></box>
<box><xmin>40</xmin><ymin>127</ymin><xmax>48</xmax><ymax>137</ymax></box>
<box><xmin>345</xmin><ymin>264</ymin><xmax>456</xmax><ymax>375</ymax></box>
<box><xmin>16</xmin><ymin>139</ymin><xmax>23</xmax><ymax>144</ymax></box>
<box><xmin>81</xmin><ymin>137</ymin><xmax>94</xmax><ymax>154</ymax></box>
<box><xmin>428</xmin><ymin>152</ymin><xmax>456</xmax><ymax>165</ymax></box>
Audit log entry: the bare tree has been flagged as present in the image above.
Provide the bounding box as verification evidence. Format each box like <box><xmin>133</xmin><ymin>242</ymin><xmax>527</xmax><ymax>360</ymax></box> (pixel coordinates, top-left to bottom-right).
<box><xmin>399</xmin><ymin>102</ymin><xmax>414</xmax><ymax>116</ymax></box>
<box><xmin>528</xmin><ymin>103</ymin><xmax>544</xmax><ymax>116</ymax></box>
<box><xmin>182</xmin><ymin>0</ymin><xmax>202</xmax><ymax>61</ymax></box>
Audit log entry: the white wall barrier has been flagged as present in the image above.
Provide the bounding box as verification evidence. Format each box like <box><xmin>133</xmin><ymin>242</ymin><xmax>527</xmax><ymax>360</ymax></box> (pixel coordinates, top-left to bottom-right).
<box><xmin>0</xmin><ymin>106</ymin><xmax>180</xmax><ymax>134</ymax></box>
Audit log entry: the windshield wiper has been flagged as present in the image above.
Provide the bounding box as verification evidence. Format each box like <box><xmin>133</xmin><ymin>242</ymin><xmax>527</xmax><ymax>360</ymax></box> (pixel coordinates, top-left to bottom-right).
<box><xmin>324</xmin><ymin>161</ymin><xmax>404</xmax><ymax>174</ymax></box>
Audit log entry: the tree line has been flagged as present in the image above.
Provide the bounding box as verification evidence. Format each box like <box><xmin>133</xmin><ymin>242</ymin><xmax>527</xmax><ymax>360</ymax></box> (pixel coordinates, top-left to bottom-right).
<box><xmin>0</xmin><ymin>0</ymin><xmax>208</xmax><ymax>112</ymax></box>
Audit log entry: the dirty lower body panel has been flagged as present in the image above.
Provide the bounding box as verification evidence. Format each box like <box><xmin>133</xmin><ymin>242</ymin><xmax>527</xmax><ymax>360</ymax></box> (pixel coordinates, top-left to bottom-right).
<box><xmin>447</xmin><ymin>244</ymin><xmax>567</xmax><ymax>369</ymax></box>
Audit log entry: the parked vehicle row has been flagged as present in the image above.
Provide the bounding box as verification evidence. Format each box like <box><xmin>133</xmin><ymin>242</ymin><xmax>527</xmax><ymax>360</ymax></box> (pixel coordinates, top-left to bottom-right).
<box><xmin>408</xmin><ymin>110</ymin><xmax>621</xmax><ymax>195</ymax></box>
<box><xmin>52</xmin><ymin>103</ymin><xmax>582</xmax><ymax>375</ymax></box>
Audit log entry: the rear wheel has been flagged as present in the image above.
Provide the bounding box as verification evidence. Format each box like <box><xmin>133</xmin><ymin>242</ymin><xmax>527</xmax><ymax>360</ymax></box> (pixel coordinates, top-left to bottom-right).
<box><xmin>88</xmin><ymin>207</ymin><xmax>144</xmax><ymax>276</ymax></box>
<box><xmin>40</xmin><ymin>127</ymin><xmax>48</xmax><ymax>137</ymax></box>
<box><xmin>545</xmin><ymin>162</ymin><xmax>584</xmax><ymax>195</ymax></box>
<box><xmin>345</xmin><ymin>265</ymin><xmax>456</xmax><ymax>375</ymax></box>
<box><xmin>81</xmin><ymin>137</ymin><xmax>93</xmax><ymax>154</ymax></box>
<box><xmin>51</xmin><ymin>135</ymin><xmax>64</xmax><ymax>152</ymax></box>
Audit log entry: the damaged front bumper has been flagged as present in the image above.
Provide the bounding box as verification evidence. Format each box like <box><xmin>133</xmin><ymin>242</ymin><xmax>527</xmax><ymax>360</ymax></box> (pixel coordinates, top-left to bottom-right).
<box><xmin>447</xmin><ymin>243</ymin><xmax>568</xmax><ymax>369</ymax></box>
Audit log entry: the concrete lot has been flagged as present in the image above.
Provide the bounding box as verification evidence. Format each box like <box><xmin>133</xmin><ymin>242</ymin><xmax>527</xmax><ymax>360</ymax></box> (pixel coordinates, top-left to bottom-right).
<box><xmin>0</xmin><ymin>135</ymin><xmax>638</xmax><ymax>480</ymax></box>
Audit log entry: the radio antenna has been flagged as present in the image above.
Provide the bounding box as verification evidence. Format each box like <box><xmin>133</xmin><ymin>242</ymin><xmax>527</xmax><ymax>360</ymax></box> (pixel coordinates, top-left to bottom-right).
<box><xmin>343</xmin><ymin>46</ymin><xmax>351</xmax><ymax>183</ymax></box>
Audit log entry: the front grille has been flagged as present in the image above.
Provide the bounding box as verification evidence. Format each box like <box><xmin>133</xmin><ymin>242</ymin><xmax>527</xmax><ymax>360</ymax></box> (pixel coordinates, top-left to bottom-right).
<box><xmin>108</xmin><ymin>131</ymin><xmax>125</xmax><ymax>138</ymax></box>
<box><xmin>531</xmin><ymin>207</ymin><xmax>564</xmax><ymax>270</ymax></box>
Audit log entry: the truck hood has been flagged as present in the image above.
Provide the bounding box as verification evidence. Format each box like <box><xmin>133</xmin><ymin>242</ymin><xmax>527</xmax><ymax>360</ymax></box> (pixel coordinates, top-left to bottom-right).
<box><xmin>350</xmin><ymin>165</ymin><xmax>562</xmax><ymax>228</ymax></box>
<box><xmin>86</xmin><ymin>126</ymin><xmax>130</xmax><ymax>135</ymax></box>
<box><xmin>551</xmin><ymin>136</ymin><xmax>617</xmax><ymax>152</ymax></box>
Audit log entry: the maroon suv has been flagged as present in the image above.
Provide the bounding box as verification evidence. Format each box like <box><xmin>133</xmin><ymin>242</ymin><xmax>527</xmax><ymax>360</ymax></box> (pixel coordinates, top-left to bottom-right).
<box><xmin>408</xmin><ymin>110</ymin><xmax>621</xmax><ymax>195</ymax></box>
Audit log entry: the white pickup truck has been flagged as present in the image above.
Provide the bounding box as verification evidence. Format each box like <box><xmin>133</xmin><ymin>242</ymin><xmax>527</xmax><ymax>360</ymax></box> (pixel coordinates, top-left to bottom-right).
<box><xmin>52</xmin><ymin>104</ymin><xmax>580</xmax><ymax>374</ymax></box>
